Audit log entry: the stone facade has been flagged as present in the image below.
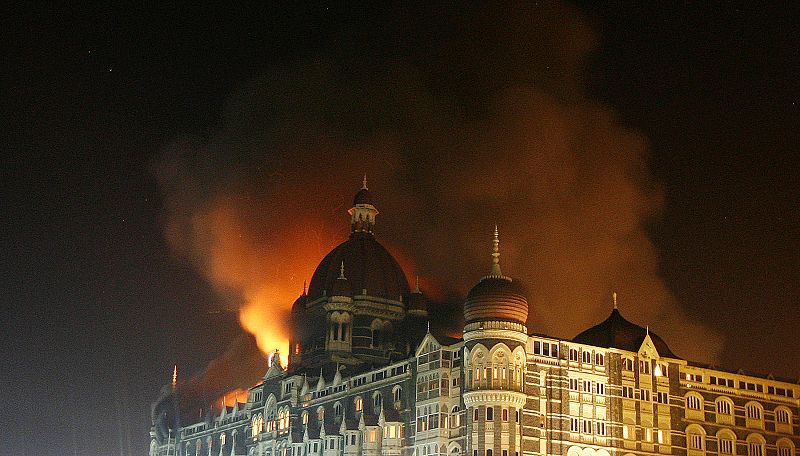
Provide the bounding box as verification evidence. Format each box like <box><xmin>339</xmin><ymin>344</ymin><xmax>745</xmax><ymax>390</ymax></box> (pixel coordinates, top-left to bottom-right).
<box><xmin>151</xmin><ymin>186</ymin><xmax>799</xmax><ymax>456</ymax></box>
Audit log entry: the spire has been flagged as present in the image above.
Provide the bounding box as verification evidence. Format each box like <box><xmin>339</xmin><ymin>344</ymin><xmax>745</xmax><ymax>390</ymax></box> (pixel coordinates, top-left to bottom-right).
<box><xmin>303</xmin><ymin>280</ymin><xmax>307</xmax><ymax>296</ymax></box>
<box><xmin>171</xmin><ymin>365</ymin><xmax>177</xmax><ymax>391</ymax></box>
<box><xmin>490</xmin><ymin>225</ymin><xmax>502</xmax><ymax>277</ymax></box>
<box><xmin>415</xmin><ymin>275</ymin><xmax>420</xmax><ymax>293</ymax></box>
<box><xmin>613</xmin><ymin>292</ymin><xmax>618</xmax><ymax>309</ymax></box>
<box><xmin>339</xmin><ymin>261</ymin><xmax>346</xmax><ymax>279</ymax></box>
<box><xmin>362</xmin><ymin>174</ymin><xmax>368</xmax><ymax>190</ymax></box>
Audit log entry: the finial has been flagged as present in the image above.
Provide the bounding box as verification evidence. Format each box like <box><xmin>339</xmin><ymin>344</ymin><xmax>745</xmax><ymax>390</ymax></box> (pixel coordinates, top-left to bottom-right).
<box><xmin>362</xmin><ymin>174</ymin><xmax>368</xmax><ymax>190</ymax></box>
<box><xmin>646</xmin><ymin>325</ymin><xmax>649</xmax><ymax>336</ymax></box>
<box><xmin>427</xmin><ymin>320</ymin><xmax>431</xmax><ymax>333</ymax></box>
<box><xmin>490</xmin><ymin>225</ymin><xmax>502</xmax><ymax>277</ymax></box>
<box><xmin>415</xmin><ymin>275</ymin><xmax>420</xmax><ymax>293</ymax></box>
<box><xmin>339</xmin><ymin>261</ymin><xmax>346</xmax><ymax>279</ymax></box>
<box><xmin>172</xmin><ymin>365</ymin><xmax>177</xmax><ymax>391</ymax></box>
<box><xmin>613</xmin><ymin>292</ymin><xmax>617</xmax><ymax>309</ymax></box>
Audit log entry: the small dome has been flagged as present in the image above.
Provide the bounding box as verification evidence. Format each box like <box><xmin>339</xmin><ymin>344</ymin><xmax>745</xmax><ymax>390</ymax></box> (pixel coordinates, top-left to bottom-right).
<box><xmin>464</xmin><ymin>276</ymin><xmax>528</xmax><ymax>325</ymax></box>
<box><xmin>308</xmin><ymin>234</ymin><xmax>409</xmax><ymax>300</ymax></box>
<box><xmin>572</xmin><ymin>309</ymin><xmax>677</xmax><ymax>358</ymax></box>
<box><xmin>353</xmin><ymin>187</ymin><xmax>373</xmax><ymax>205</ymax></box>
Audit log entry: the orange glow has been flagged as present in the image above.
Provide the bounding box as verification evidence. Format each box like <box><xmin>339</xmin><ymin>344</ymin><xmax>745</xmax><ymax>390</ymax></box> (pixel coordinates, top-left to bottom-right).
<box><xmin>203</xmin><ymin>195</ymin><xmax>342</xmax><ymax>367</ymax></box>
<box><xmin>214</xmin><ymin>388</ymin><xmax>250</xmax><ymax>410</ymax></box>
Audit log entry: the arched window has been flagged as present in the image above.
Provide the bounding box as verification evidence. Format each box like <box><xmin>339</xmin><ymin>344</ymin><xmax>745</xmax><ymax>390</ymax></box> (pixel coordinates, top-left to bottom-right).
<box><xmin>777</xmin><ymin>438</ymin><xmax>795</xmax><ymax>456</ymax></box>
<box><xmin>301</xmin><ymin>411</ymin><xmax>308</xmax><ymax>425</ymax></box>
<box><xmin>334</xmin><ymin>402</ymin><xmax>343</xmax><ymax>419</ymax></box>
<box><xmin>354</xmin><ymin>396</ymin><xmax>363</xmax><ymax>412</ymax></box>
<box><xmin>317</xmin><ymin>406</ymin><xmax>325</xmax><ymax>423</ymax></box>
<box><xmin>716</xmin><ymin>429</ymin><xmax>736</xmax><ymax>455</ymax></box>
<box><xmin>746</xmin><ymin>434</ymin><xmax>765</xmax><ymax>456</ymax></box>
<box><xmin>745</xmin><ymin>402</ymin><xmax>764</xmax><ymax>429</ymax></box>
<box><xmin>686</xmin><ymin>424</ymin><xmax>706</xmax><ymax>455</ymax></box>
<box><xmin>776</xmin><ymin>407</ymin><xmax>793</xmax><ymax>433</ymax></box>
<box><xmin>450</xmin><ymin>406</ymin><xmax>461</xmax><ymax>428</ymax></box>
<box><xmin>685</xmin><ymin>392</ymin><xmax>705</xmax><ymax>420</ymax></box>
<box><xmin>278</xmin><ymin>408</ymin><xmax>289</xmax><ymax>430</ymax></box>
<box><xmin>373</xmin><ymin>392</ymin><xmax>383</xmax><ymax>411</ymax></box>
<box><xmin>716</xmin><ymin>397</ymin><xmax>735</xmax><ymax>425</ymax></box>
<box><xmin>393</xmin><ymin>386</ymin><xmax>403</xmax><ymax>405</ymax></box>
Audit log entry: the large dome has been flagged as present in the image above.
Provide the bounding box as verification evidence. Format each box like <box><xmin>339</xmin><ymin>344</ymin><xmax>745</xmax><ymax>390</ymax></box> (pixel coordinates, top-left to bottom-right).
<box><xmin>572</xmin><ymin>308</ymin><xmax>677</xmax><ymax>358</ymax></box>
<box><xmin>307</xmin><ymin>233</ymin><xmax>409</xmax><ymax>300</ymax></box>
<box><xmin>464</xmin><ymin>276</ymin><xmax>528</xmax><ymax>325</ymax></box>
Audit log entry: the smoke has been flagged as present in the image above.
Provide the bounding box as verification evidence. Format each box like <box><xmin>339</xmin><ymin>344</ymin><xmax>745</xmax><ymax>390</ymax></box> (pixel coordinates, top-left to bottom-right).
<box><xmin>154</xmin><ymin>1</ymin><xmax>724</xmax><ymax>405</ymax></box>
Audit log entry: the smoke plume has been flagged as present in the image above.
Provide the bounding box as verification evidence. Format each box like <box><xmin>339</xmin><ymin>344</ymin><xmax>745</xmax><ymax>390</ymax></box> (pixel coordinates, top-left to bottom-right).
<box><xmin>154</xmin><ymin>1</ymin><xmax>724</xmax><ymax>404</ymax></box>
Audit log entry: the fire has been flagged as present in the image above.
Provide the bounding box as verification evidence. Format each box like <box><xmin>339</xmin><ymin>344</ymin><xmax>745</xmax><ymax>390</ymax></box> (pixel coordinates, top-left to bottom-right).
<box><xmin>238</xmin><ymin>287</ymin><xmax>291</xmax><ymax>367</ymax></box>
<box><xmin>215</xmin><ymin>388</ymin><xmax>251</xmax><ymax>410</ymax></box>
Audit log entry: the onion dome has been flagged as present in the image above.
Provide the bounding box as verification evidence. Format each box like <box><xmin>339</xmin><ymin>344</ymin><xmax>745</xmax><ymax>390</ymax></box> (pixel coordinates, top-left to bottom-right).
<box><xmin>573</xmin><ymin>308</ymin><xmax>677</xmax><ymax>358</ymax></box>
<box><xmin>308</xmin><ymin>180</ymin><xmax>409</xmax><ymax>300</ymax></box>
<box><xmin>463</xmin><ymin>227</ymin><xmax>529</xmax><ymax>325</ymax></box>
<box><xmin>330</xmin><ymin>261</ymin><xmax>353</xmax><ymax>297</ymax></box>
<box><xmin>354</xmin><ymin>175</ymin><xmax>373</xmax><ymax>205</ymax></box>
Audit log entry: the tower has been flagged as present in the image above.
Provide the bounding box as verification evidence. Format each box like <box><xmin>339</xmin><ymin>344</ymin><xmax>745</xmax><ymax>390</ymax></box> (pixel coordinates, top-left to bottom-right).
<box><xmin>463</xmin><ymin>227</ymin><xmax>528</xmax><ymax>456</ymax></box>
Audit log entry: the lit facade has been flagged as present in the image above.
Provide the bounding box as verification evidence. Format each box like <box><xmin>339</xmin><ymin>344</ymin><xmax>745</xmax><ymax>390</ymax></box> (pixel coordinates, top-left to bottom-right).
<box><xmin>151</xmin><ymin>185</ymin><xmax>799</xmax><ymax>456</ymax></box>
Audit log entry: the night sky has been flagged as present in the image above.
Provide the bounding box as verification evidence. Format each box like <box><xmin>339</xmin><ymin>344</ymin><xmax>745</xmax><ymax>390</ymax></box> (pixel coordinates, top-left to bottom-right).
<box><xmin>3</xmin><ymin>3</ymin><xmax>799</xmax><ymax>456</ymax></box>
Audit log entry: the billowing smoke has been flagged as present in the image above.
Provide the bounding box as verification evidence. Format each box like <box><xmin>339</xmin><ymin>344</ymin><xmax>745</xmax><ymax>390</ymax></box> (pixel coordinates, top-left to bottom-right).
<box><xmin>153</xmin><ymin>1</ymin><xmax>724</xmax><ymax>407</ymax></box>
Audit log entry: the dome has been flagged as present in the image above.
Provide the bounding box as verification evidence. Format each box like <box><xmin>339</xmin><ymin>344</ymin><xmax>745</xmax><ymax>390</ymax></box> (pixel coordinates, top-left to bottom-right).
<box><xmin>353</xmin><ymin>187</ymin><xmax>373</xmax><ymax>205</ymax></box>
<box><xmin>464</xmin><ymin>276</ymin><xmax>529</xmax><ymax>325</ymax></box>
<box><xmin>572</xmin><ymin>308</ymin><xmax>678</xmax><ymax>358</ymax></box>
<box><xmin>308</xmin><ymin>233</ymin><xmax>409</xmax><ymax>300</ymax></box>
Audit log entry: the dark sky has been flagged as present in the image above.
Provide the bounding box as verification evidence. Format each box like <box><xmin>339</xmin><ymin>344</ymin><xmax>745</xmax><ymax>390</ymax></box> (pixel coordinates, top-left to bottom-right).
<box><xmin>3</xmin><ymin>3</ymin><xmax>799</xmax><ymax>456</ymax></box>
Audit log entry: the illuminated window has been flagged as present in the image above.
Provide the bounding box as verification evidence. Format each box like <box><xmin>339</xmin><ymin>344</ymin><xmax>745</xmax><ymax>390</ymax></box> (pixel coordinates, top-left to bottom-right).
<box><xmin>317</xmin><ymin>406</ymin><xmax>324</xmax><ymax>422</ymax></box>
<box><xmin>220</xmin><ymin>433</ymin><xmax>226</xmax><ymax>446</ymax></box>
<box><xmin>301</xmin><ymin>412</ymin><xmax>308</xmax><ymax>425</ymax></box>
<box><xmin>622</xmin><ymin>358</ymin><xmax>634</xmax><ymax>371</ymax></box>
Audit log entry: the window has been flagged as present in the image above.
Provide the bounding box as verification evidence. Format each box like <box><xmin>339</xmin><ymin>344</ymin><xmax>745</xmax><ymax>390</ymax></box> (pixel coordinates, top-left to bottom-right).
<box><xmin>622</xmin><ymin>386</ymin><xmax>635</xmax><ymax>398</ymax></box>
<box><xmin>487</xmin><ymin>450</ymin><xmax>493</xmax><ymax>456</ymax></box>
<box><xmin>220</xmin><ymin>433</ymin><xmax>226</xmax><ymax>446</ymax></box>
<box><xmin>334</xmin><ymin>402</ymin><xmax>343</xmax><ymax>418</ymax></box>
<box><xmin>776</xmin><ymin>408</ymin><xmax>791</xmax><ymax>424</ymax></box>
<box><xmin>486</xmin><ymin>407</ymin><xmax>494</xmax><ymax>421</ymax></box>
<box><xmin>640</xmin><ymin>389</ymin><xmax>651</xmax><ymax>402</ymax></box>
<box><xmin>687</xmin><ymin>395</ymin><xmax>702</xmax><ymax>410</ymax></box>
<box><xmin>583</xmin><ymin>380</ymin><xmax>592</xmax><ymax>393</ymax></box>
<box><xmin>569</xmin><ymin>378</ymin><xmax>579</xmax><ymax>391</ymax></box>
<box><xmin>746</xmin><ymin>403</ymin><xmax>763</xmax><ymax>420</ymax></box>
<box><xmin>301</xmin><ymin>412</ymin><xmax>308</xmax><ymax>425</ymax></box>
<box><xmin>777</xmin><ymin>440</ymin><xmax>794</xmax><ymax>456</ymax></box>
<box><xmin>373</xmin><ymin>392</ymin><xmax>383</xmax><ymax>411</ymax></box>
<box><xmin>393</xmin><ymin>387</ymin><xmax>403</xmax><ymax>404</ymax></box>
<box><xmin>639</xmin><ymin>360</ymin><xmax>650</xmax><ymax>374</ymax></box>
<box><xmin>502</xmin><ymin>408</ymin><xmax>508</xmax><ymax>421</ymax></box>
<box><xmin>473</xmin><ymin>408</ymin><xmax>479</xmax><ymax>422</ymax></box>
<box><xmin>686</xmin><ymin>373</ymin><xmax>702</xmax><ymax>382</ymax></box>
<box><xmin>596</xmin><ymin>383</ymin><xmax>605</xmax><ymax>395</ymax></box>
<box><xmin>747</xmin><ymin>437</ymin><xmax>765</xmax><ymax>456</ymax></box>
<box><xmin>582</xmin><ymin>419</ymin><xmax>591</xmax><ymax>434</ymax></box>
<box><xmin>595</xmin><ymin>353</ymin><xmax>605</xmax><ymax>366</ymax></box>
<box><xmin>657</xmin><ymin>391</ymin><xmax>669</xmax><ymax>404</ymax></box>
<box><xmin>582</xmin><ymin>351</ymin><xmax>592</xmax><ymax>363</ymax></box>
<box><xmin>717</xmin><ymin>400</ymin><xmax>732</xmax><ymax>415</ymax></box>
<box><xmin>689</xmin><ymin>433</ymin><xmax>703</xmax><ymax>450</ymax></box>
<box><xmin>570</xmin><ymin>418</ymin><xmax>579</xmax><ymax>432</ymax></box>
<box><xmin>718</xmin><ymin>433</ymin><xmax>735</xmax><ymax>455</ymax></box>
<box><xmin>450</xmin><ymin>406</ymin><xmax>461</xmax><ymax>428</ymax></box>
<box><xmin>569</xmin><ymin>348</ymin><xmax>579</xmax><ymax>362</ymax></box>
<box><xmin>354</xmin><ymin>396</ymin><xmax>363</xmax><ymax>412</ymax></box>
<box><xmin>515</xmin><ymin>410</ymin><xmax>519</xmax><ymax>422</ymax></box>
<box><xmin>317</xmin><ymin>406</ymin><xmax>324</xmax><ymax>422</ymax></box>
<box><xmin>596</xmin><ymin>422</ymin><xmax>606</xmax><ymax>436</ymax></box>
<box><xmin>622</xmin><ymin>358</ymin><xmax>634</xmax><ymax>371</ymax></box>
